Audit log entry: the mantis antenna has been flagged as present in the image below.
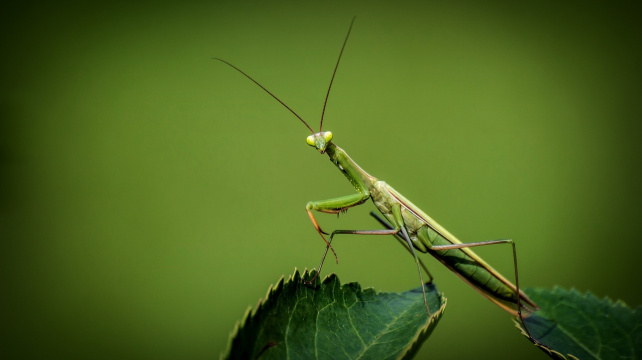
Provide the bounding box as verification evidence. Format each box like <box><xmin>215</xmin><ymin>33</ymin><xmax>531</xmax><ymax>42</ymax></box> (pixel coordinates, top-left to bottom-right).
<box><xmin>213</xmin><ymin>16</ymin><xmax>356</xmax><ymax>135</ymax></box>
<box><xmin>319</xmin><ymin>16</ymin><xmax>356</xmax><ymax>132</ymax></box>
<box><xmin>211</xmin><ymin>57</ymin><xmax>315</xmax><ymax>134</ymax></box>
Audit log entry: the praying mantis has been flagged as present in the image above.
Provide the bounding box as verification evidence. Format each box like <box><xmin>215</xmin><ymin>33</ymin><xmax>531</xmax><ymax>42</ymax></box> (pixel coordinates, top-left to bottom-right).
<box><xmin>214</xmin><ymin>17</ymin><xmax>539</xmax><ymax>343</ymax></box>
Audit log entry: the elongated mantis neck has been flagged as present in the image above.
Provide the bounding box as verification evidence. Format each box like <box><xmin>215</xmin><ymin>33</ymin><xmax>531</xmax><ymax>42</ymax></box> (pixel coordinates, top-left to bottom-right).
<box><xmin>325</xmin><ymin>143</ymin><xmax>376</xmax><ymax>191</ymax></box>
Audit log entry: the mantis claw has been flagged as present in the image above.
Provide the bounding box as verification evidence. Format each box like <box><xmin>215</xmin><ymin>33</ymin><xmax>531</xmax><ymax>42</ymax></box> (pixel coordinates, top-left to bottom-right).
<box><xmin>303</xmin><ymin>271</ymin><xmax>320</xmax><ymax>285</ymax></box>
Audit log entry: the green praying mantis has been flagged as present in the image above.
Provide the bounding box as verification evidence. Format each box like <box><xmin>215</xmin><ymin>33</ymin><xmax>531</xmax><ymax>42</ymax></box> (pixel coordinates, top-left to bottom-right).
<box><xmin>215</xmin><ymin>18</ymin><xmax>540</xmax><ymax>344</ymax></box>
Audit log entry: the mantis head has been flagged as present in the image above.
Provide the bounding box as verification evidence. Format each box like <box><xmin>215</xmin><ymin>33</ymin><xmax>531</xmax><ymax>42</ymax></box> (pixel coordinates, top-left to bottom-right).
<box><xmin>306</xmin><ymin>131</ymin><xmax>333</xmax><ymax>153</ymax></box>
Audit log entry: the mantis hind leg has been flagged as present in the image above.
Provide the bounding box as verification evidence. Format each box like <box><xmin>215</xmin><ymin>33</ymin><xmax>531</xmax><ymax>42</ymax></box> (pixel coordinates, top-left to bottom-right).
<box><xmin>417</xmin><ymin>227</ymin><xmax>540</xmax><ymax>345</ymax></box>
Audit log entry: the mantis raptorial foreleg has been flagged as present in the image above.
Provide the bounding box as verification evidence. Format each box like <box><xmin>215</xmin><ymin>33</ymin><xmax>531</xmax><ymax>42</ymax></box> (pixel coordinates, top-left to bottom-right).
<box><xmin>305</xmin><ymin>185</ymin><xmax>371</xmax><ymax>267</ymax></box>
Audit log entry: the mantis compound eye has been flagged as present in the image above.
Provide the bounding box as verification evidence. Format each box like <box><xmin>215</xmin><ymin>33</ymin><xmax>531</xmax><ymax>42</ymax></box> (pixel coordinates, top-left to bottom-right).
<box><xmin>306</xmin><ymin>134</ymin><xmax>316</xmax><ymax>146</ymax></box>
<box><xmin>323</xmin><ymin>131</ymin><xmax>333</xmax><ymax>144</ymax></box>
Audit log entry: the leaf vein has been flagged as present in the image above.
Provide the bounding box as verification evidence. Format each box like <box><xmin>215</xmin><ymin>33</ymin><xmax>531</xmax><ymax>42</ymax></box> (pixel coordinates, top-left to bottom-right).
<box><xmin>353</xmin><ymin>295</ymin><xmax>420</xmax><ymax>359</ymax></box>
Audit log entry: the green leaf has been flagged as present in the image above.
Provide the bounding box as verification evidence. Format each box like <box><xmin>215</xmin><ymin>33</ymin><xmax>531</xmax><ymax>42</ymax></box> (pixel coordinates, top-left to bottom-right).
<box><xmin>515</xmin><ymin>287</ymin><xmax>642</xmax><ymax>360</ymax></box>
<box><xmin>222</xmin><ymin>269</ymin><xmax>446</xmax><ymax>360</ymax></box>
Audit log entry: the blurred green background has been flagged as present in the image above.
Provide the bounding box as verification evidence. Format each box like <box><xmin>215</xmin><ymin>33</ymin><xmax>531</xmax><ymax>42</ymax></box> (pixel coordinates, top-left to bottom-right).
<box><xmin>2</xmin><ymin>1</ymin><xmax>640</xmax><ymax>359</ymax></box>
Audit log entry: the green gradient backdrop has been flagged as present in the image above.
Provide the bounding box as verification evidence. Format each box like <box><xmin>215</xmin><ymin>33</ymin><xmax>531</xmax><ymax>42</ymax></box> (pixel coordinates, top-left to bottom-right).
<box><xmin>2</xmin><ymin>1</ymin><xmax>640</xmax><ymax>359</ymax></box>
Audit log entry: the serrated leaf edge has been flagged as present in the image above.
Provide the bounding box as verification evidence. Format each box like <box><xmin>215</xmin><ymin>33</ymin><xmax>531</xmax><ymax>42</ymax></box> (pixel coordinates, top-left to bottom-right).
<box><xmin>221</xmin><ymin>268</ymin><xmax>446</xmax><ymax>360</ymax></box>
<box><xmin>512</xmin><ymin>318</ymin><xmax>577</xmax><ymax>360</ymax></box>
<box><xmin>220</xmin><ymin>268</ymin><xmax>324</xmax><ymax>359</ymax></box>
<box><xmin>513</xmin><ymin>286</ymin><xmax>640</xmax><ymax>360</ymax></box>
<box><xmin>398</xmin><ymin>294</ymin><xmax>447</xmax><ymax>360</ymax></box>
